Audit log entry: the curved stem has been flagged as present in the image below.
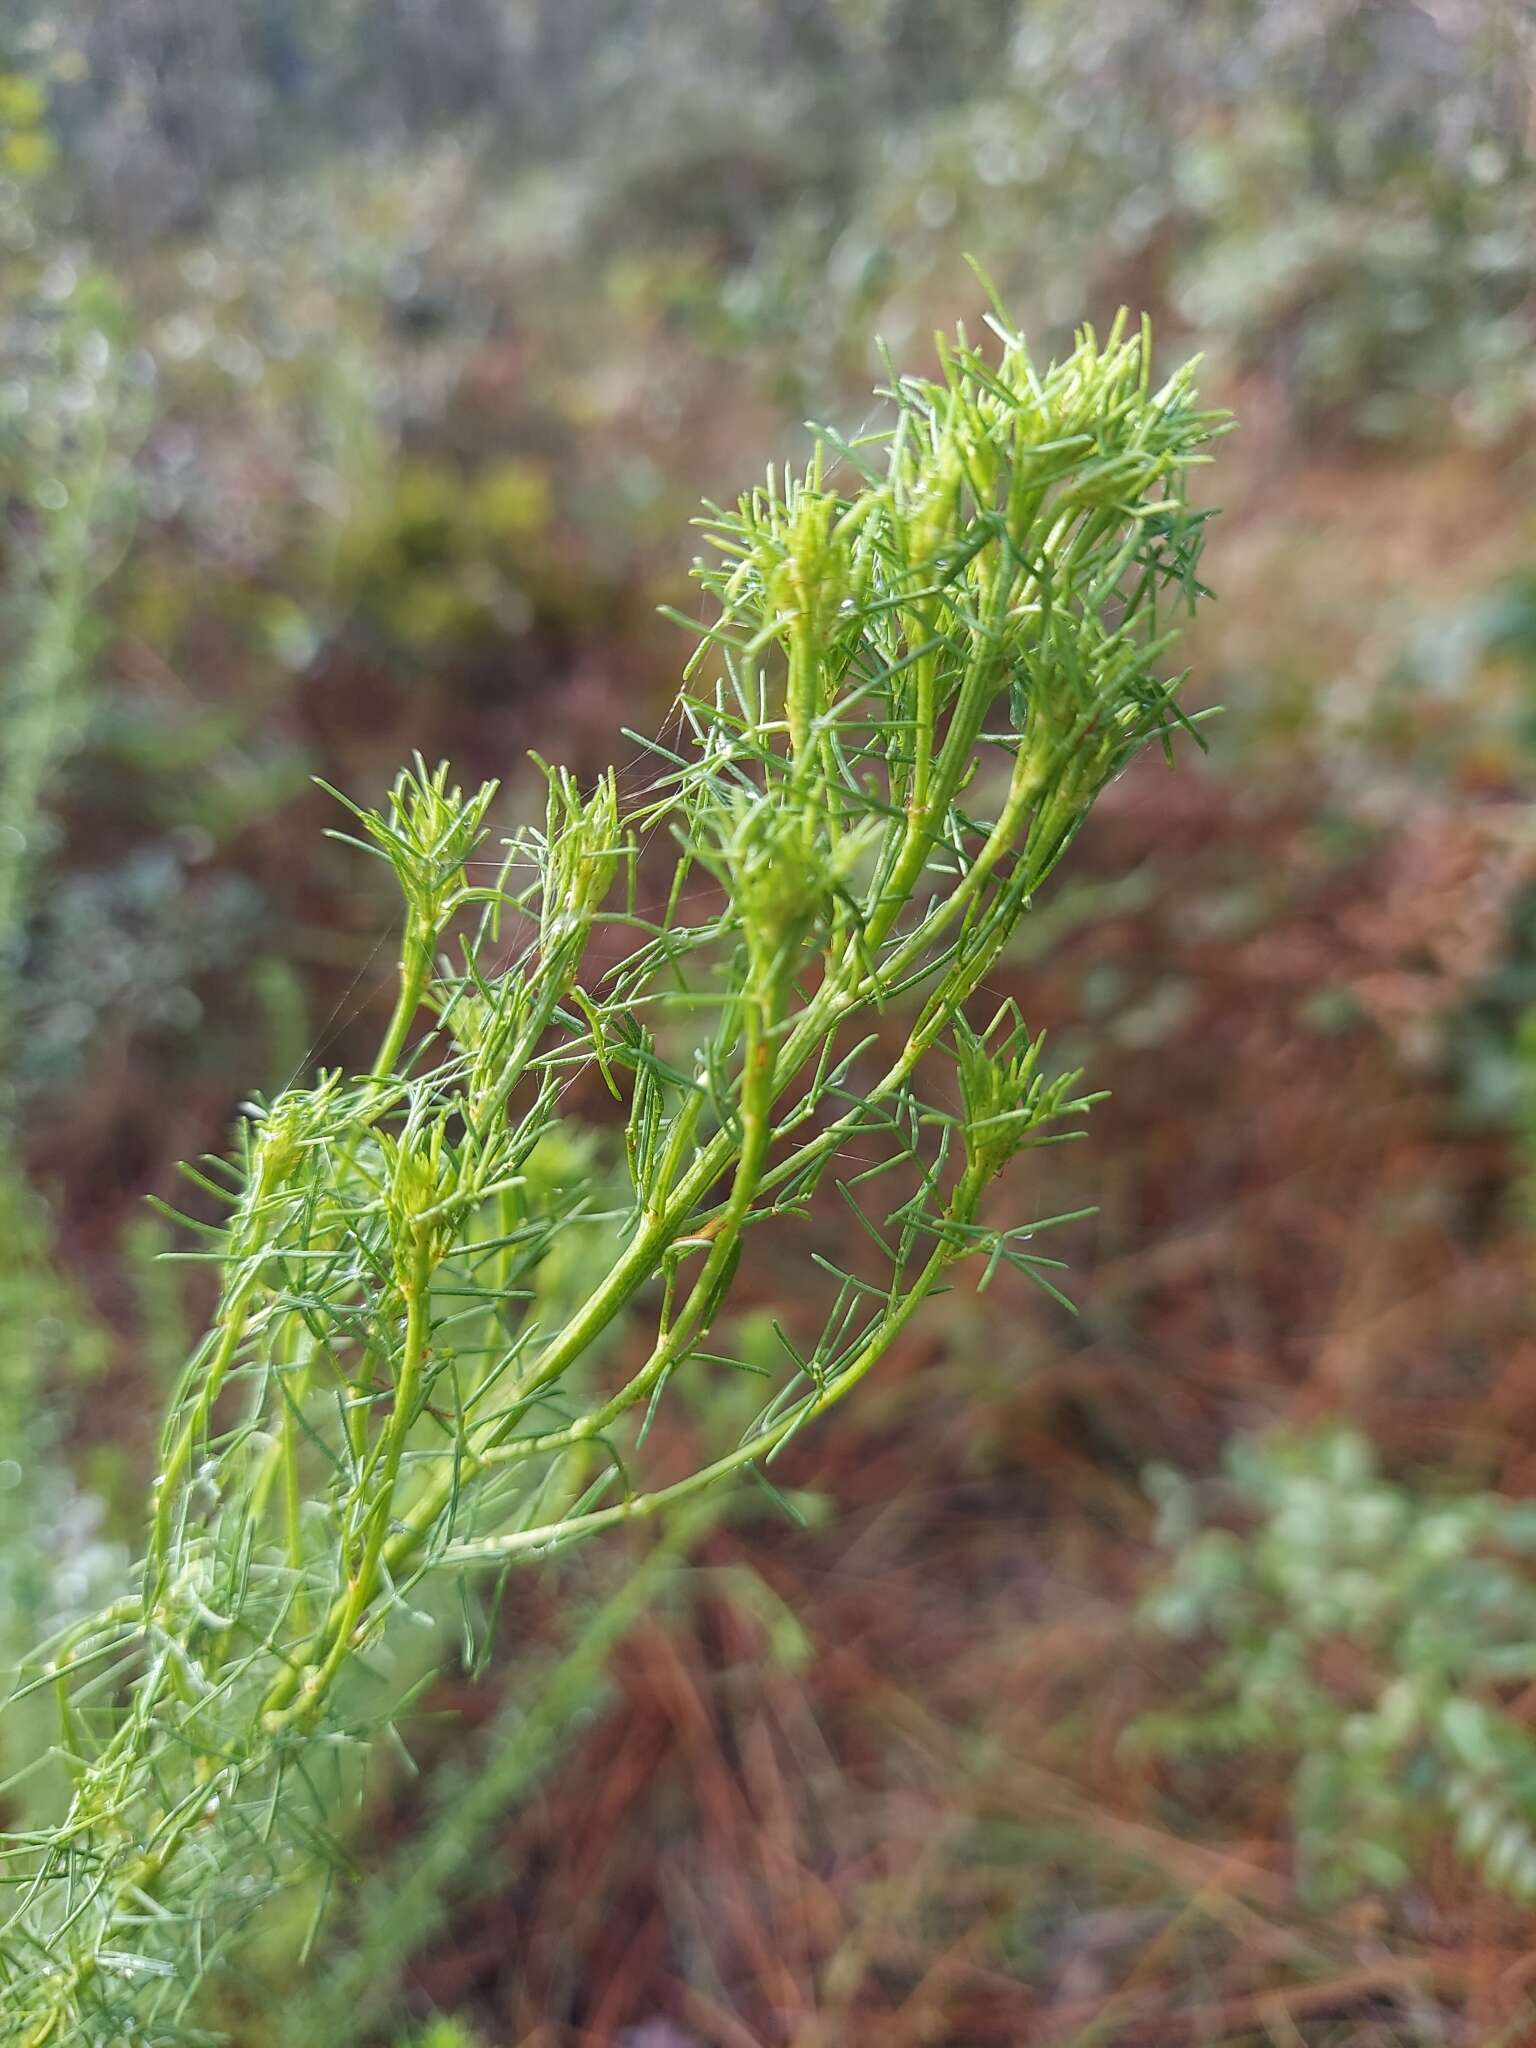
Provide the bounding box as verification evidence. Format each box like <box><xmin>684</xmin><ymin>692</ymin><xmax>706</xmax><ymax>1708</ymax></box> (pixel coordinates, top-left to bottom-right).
<box><xmin>261</xmin><ymin>1240</ymin><xmax>433</xmax><ymax>1727</ymax></box>
<box><xmin>370</xmin><ymin>925</ymin><xmax>433</xmax><ymax>1081</ymax></box>
<box><xmin>443</xmin><ymin>1174</ymin><xmax>981</xmax><ymax>1568</ymax></box>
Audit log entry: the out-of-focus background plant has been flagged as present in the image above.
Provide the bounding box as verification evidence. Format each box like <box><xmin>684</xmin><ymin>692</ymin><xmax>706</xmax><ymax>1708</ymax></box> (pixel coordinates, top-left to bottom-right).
<box><xmin>4</xmin><ymin>3</ymin><xmax>1536</xmax><ymax>2041</ymax></box>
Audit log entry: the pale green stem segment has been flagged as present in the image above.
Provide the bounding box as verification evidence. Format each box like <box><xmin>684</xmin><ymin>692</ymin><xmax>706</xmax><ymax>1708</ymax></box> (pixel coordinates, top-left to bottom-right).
<box><xmin>441</xmin><ymin>1169</ymin><xmax>981</xmax><ymax>1569</ymax></box>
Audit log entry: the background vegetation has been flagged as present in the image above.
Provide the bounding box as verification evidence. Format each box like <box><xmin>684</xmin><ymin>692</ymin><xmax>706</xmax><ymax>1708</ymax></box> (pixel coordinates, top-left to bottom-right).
<box><xmin>4</xmin><ymin>2</ymin><xmax>1536</xmax><ymax>2041</ymax></box>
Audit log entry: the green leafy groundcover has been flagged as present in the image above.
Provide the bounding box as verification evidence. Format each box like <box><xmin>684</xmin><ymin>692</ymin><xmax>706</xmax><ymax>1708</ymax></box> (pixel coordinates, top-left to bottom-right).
<box><xmin>1142</xmin><ymin>1426</ymin><xmax>1536</xmax><ymax>1906</ymax></box>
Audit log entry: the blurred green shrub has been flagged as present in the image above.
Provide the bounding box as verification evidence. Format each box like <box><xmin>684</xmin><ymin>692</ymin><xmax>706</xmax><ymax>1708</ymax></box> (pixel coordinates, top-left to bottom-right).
<box><xmin>513</xmin><ymin>0</ymin><xmax>1536</xmax><ymax>441</ymax></box>
<box><xmin>0</xmin><ymin>45</ymin><xmax>136</xmax><ymax>1769</ymax></box>
<box><xmin>1140</xmin><ymin>1426</ymin><xmax>1536</xmax><ymax>1905</ymax></box>
<box><xmin>333</xmin><ymin>453</ymin><xmax>555</xmax><ymax>656</ymax></box>
<box><xmin>24</xmin><ymin>0</ymin><xmax>1536</xmax><ymax>445</ymax></box>
<box><xmin>13</xmin><ymin>849</ymin><xmax>266</xmax><ymax>1098</ymax></box>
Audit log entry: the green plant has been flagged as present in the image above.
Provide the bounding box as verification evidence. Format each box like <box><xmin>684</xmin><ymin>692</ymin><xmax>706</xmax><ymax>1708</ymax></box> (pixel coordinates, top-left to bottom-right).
<box><xmin>0</xmin><ymin>178</ymin><xmax>141</xmax><ymax>1087</ymax></box>
<box><xmin>0</xmin><ymin>81</ymin><xmax>142</xmax><ymax>1819</ymax></box>
<box><xmin>397</xmin><ymin>2020</ymin><xmax>478</xmax><ymax>2048</ymax></box>
<box><xmin>1140</xmin><ymin>1426</ymin><xmax>1536</xmax><ymax>1906</ymax></box>
<box><xmin>0</xmin><ymin>306</ymin><xmax>1224</xmax><ymax>2040</ymax></box>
